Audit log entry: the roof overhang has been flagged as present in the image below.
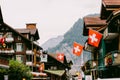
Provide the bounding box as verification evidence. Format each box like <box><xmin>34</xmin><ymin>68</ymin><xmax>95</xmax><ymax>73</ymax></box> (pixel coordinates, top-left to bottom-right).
<box><xmin>101</xmin><ymin>0</ymin><xmax>120</xmax><ymax>19</ymax></box>
<box><xmin>31</xmin><ymin>72</ymin><xmax>47</xmax><ymax>77</ymax></box>
<box><xmin>44</xmin><ymin>70</ymin><xmax>65</xmax><ymax>76</ymax></box>
<box><xmin>83</xmin><ymin>16</ymin><xmax>106</xmax><ymax>36</ymax></box>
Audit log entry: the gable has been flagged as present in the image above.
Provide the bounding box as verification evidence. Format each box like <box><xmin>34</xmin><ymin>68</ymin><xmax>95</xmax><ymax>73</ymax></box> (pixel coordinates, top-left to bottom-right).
<box><xmin>1</xmin><ymin>23</ymin><xmax>42</xmax><ymax>50</ymax></box>
<box><xmin>0</xmin><ymin>6</ymin><xmax>42</xmax><ymax>50</ymax></box>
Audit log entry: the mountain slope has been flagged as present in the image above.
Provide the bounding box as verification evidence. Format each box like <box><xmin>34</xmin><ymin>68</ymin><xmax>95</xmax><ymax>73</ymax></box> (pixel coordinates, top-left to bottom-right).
<box><xmin>41</xmin><ymin>35</ymin><xmax>64</xmax><ymax>50</ymax></box>
<box><xmin>42</xmin><ymin>18</ymin><xmax>91</xmax><ymax>67</ymax></box>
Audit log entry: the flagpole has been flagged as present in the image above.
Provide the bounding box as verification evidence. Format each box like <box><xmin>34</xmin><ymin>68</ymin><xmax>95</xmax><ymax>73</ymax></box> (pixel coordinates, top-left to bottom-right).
<box><xmin>61</xmin><ymin>46</ymin><xmax>75</xmax><ymax>64</ymax></box>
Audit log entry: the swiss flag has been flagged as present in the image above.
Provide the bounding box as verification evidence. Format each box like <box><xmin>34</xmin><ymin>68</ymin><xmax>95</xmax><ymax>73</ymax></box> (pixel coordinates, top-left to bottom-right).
<box><xmin>56</xmin><ymin>53</ymin><xmax>64</xmax><ymax>61</ymax></box>
<box><xmin>0</xmin><ymin>38</ymin><xmax>5</xmax><ymax>44</ymax></box>
<box><xmin>73</xmin><ymin>42</ymin><xmax>83</xmax><ymax>56</ymax></box>
<box><xmin>88</xmin><ymin>29</ymin><xmax>102</xmax><ymax>47</ymax></box>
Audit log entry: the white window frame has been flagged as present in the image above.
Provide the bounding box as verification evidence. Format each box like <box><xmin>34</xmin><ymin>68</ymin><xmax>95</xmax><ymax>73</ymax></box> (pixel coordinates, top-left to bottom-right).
<box><xmin>16</xmin><ymin>55</ymin><xmax>23</xmax><ymax>62</ymax></box>
<box><xmin>18</xmin><ymin>36</ymin><xmax>21</xmax><ymax>40</ymax></box>
<box><xmin>0</xmin><ymin>33</ymin><xmax>3</xmax><ymax>38</ymax></box>
<box><xmin>16</xmin><ymin>43</ymin><xmax>23</xmax><ymax>52</ymax></box>
<box><xmin>7</xmin><ymin>32</ymin><xmax>12</xmax><ymax>38</ymax></box>
<box><xmin>30</xmin><ymin>36</ymin><xmax>34</xmax><ymax>41</ymax></box>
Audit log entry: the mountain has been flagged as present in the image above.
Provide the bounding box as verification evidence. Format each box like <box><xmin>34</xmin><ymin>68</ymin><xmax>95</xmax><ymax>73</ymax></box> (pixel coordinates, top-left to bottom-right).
<box><xmin>41</xmin><ymin>35</ymin><xmax>64</xmax><ymax>50</ymax></box>
<box><xmin>41</xmin><ymin>18</ymin><xmax>91</xmax><ymax>70</ymax></box>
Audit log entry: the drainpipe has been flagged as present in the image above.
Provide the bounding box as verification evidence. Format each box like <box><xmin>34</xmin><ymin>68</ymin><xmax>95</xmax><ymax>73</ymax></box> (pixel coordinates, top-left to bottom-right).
<box><xmin>98</xmin><ymin>39</ymin><xmax>106</xmax><ymax>68</ymax></box>
<box><xmin>98</xmin><ymin>38</ymin><xmax>106</xmax><ymax>78</ymax></box>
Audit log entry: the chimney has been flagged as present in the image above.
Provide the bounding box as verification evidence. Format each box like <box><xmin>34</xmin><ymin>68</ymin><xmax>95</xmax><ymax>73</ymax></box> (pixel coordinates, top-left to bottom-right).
<box><xmin>26</xmin><ymin>23</ymin><xmax>36</xmax><ymax>29</ymax></box>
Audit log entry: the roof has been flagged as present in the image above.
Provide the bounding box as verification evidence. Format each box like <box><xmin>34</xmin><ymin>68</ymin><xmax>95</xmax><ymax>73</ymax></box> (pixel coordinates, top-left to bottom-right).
<box><xmin>103</xmin><ymin>0</ymin><xmax>120</xmax><ymax>7</ymax></box>
<box><xmin>0</xmin><ymin>6</ymin><xmax>42</xmax><ymax>49</ymax></box>
<box><xmin>31</xmin><ymin>72</ymin><xmax>47</xmax><ymax>77</ymax></box>
<box><xmin>16</xmin><ymin>28</ymin><xmax>37</xmax><ymax>35</ymax></box>
<box><xmin>48</xmin><ymin>53</ymin><xmax>64</xmax><ymax>63</ymax></box>
<box><xmin>2</xmin><ymin>23</ymin><xmax>42</xmax><ymax>50</ymax></box>
<box><xmin>16</xmin><ymin>28</ymin><xmax>40</xmax><ymax>40</ymax></box>
<box><xmin>84</xmin><ymin>16</ymin><xmax>106</xmax><ymax>26</ymax></box>
<box><xmin>101</xmin><ymin>0</ymin><xmax>120</xmax><ymax>19</ymax></box>
<box><xmin>83</xmin><ymin>16</ymin><xmax>106</xmax><ymax>36</ymax></box>
<box><xmin>44</xmin><ymin>70</ymin><xmax>65</xmax><ymax>76</ymax></box>
<box><xmin>48</xmin><ymin>53</ymin><xmax>71</xmax><ymax>69</ymax></box>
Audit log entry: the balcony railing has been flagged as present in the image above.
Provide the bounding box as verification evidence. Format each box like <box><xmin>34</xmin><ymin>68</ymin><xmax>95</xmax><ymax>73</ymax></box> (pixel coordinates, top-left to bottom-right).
<box><xmin>0</xmin><ymin>48</ymin><xmax>15</xmax><ymax>54</ymax></box>
<box><xmin>26</xmin><ymin>61</ymin><xmax>33</xmax><ymax>66</ymax></box>
<box><xmin>0</xmin><ymin>57</ymin><xmax>9</xmax><ymax>66</ymax></box>
<box><xmin>26</xmin><ymin>50</ymin><xmax>33</xmax><ymax>55</ymax></box>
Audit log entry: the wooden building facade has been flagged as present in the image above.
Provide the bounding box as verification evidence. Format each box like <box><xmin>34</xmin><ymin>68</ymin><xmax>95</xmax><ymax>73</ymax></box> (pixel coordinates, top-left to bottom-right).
<box><xmin>82</xmin><ymin>0</ymin><xmax>120</xmax><ymax>79</ymax></box>
<box><xmin>0</xmin><ymin>5</ymin><xmax>72</xmax><ymax>80</ymax></box>
<box><xmin>0</xmin><ymin>6</ymin><xmax>42</xmax><ymax>73</ymax></box>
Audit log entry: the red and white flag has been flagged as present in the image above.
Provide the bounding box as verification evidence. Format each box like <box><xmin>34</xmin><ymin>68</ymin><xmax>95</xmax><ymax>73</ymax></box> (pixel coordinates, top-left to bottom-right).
<box><xmin>73</xmin><ymin>42</ymin><xmax>83</xmax><ymax>56</ymax></box>
<box><xmin>88</xmin><ymin>29</ymin><xmax>102</xmax><ymax>47</ymax></box>
<box><xmin>56</xmin><ymin>53</ymin><xmax>64</xmax><ymax>61</ymax></box>
<box><xmin>0</xmin><ymin>38</ymin><xmax>5</xmax><ymax>44</ymax></box>
<box><xmin>0</xmin><ymin>33</ymin><xmax>8</xmax><ymax>45</ymax></box>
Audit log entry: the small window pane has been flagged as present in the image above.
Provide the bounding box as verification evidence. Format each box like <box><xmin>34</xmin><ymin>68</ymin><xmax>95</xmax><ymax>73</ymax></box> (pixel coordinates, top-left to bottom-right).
<box><xmin>16</xmin><ymin>43</ymin><xmax>23</xmax><ymax>52</ymax></box>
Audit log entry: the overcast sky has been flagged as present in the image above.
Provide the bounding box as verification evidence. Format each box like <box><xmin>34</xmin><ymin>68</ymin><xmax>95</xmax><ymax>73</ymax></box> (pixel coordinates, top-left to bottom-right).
<box><xmin>0</xmin><ymin>0</ymin><xmax>101</xmax><ymax>45</ymax></box>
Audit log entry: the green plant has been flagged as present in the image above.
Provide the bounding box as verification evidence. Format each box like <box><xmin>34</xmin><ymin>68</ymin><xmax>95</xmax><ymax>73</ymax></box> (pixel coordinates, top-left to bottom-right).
<box><xmin>8</xmin><ymin>60</ymin><xmax>32</xmax><ymax>80</ymax></box>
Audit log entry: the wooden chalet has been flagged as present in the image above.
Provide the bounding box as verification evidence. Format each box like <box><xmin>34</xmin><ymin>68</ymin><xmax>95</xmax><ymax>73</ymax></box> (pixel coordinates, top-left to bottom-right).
<box><xmin>0</xmin><ymin>5</ymin><xmax>73</xmax><ymax>80</ymax></box>
<box><xmin>82</xmin><ymin>0</ymin><xmax>120</xmax><ymax>79</ymax></box>
<box><xmin>38</xmin><ymin>53</ymin><xmax>72</xmax><ymax>80</ymax></box>
<box><xmin>0</xmin><ymin>6</ymin><xmax>42</xmax><ymax>73</ymax></box>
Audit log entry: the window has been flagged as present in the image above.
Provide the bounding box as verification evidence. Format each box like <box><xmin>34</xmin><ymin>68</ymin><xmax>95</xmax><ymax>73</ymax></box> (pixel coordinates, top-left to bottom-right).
<box><xmin>1</xmin><ymin>28</ymin><xmax>4</xmax><ymax>30</ymax></box>
<box><xmin>7</xmin><ymin>43</ymin><xmax>13</xmax><ymax>49</ymax></box>
<box><xmin>40</xmin><ymin>54</ymin><xmax>47</xmax><ymax>62</ymax></box>
<box><xmin>16</xmin><ymin>55</ymin><xmax>23</xmax><ymax>62</ymax></box>
<box><xmin>6</xmin><ymin>28</ymin><xmax>9</xmax><ymax>30</ymax></box>
<box><xmin>7</xmin><ymin>32</ymin><xmax>12</xmax><ymax>38</ymax></box>
<box><xmin>26</xmin><ymin>55</ymin><xmax>32</xmax><ymax>61</ymax></box>
<box><xmin>50</xmin><ymin>66</ymin><xmax>57</xmax><ymax>70</ymax></box>
<box><xmin>30</xmin><ymin>36</ymin><xmax>34</xmax><ymax>41</ymax></box>
<box><xmin>18</xmin><ymin>36</ymin><xmax>21</xmax><ymax>40</ymax></box>
<box><xmin>26</xmin><ymin>34</ymin><xmax>29</xmax><ymax>39</ymax></box>
<box><xmin>16</xmin><ymin>43</ymin><xmax>23</xmax><ymax>52</ymax></box>
<box><xmin>0</xmin><ymin>33</ymin><xmax>3</xmax><ymax>38</ymax></box>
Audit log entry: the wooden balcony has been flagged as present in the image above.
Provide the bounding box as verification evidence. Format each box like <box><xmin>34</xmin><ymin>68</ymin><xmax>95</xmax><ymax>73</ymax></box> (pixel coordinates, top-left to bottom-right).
<box><xmin>104</xmin><ymin>51</ymin><xmax>120</xmax><ymax>66</ymax></box>
<box><xmin>0</xmin><ymin>57</ymin><xmax>9</xmax><ymax>66</ymax></box>
<box><xmin>0</xmin><ymin>48</ymin><xmax>14</xmax><ymax>54</ymax></box>
<box><xmin>26</xmin><ymin>50</ymin><xmax>33</xmax><ymax>55</ymax></box>
<box><xmin>26</xmin><ymin>61</ymin><xmax>33</xmax><ymax>66</ymax></box>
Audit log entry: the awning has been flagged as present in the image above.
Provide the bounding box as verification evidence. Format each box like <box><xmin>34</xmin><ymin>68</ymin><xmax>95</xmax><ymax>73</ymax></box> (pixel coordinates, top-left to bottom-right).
<box><xmin>44</xmin><ymin>70</ymin><xmax>65</xmax><ymax>76</ymax></box>
<box><xmin>32</xmin><ymin>77</ymin><xmax>50</xmax><ymax>80</ymax></box>
<box><xmin>31</xmin><ymin>72</ymin><xmax>47</xmax><ymax>77</ymax></box>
